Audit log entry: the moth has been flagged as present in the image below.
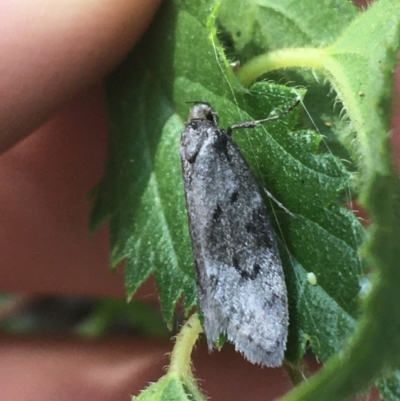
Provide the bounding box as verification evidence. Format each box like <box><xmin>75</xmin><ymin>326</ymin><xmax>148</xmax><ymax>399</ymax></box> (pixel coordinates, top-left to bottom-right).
<box><xmin>180</xmin><ymin>100</ymin><xmax>298</xmax><ymax>366</ymax></box>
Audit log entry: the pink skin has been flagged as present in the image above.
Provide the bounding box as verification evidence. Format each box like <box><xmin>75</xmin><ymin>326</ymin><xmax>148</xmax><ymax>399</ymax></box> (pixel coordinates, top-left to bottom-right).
<box><xmin>0</xmin><ymin>0</ymin><xmax>397</xmax><ymax>400</ymax></box>
<box><xmin>0</xmin><ymin>0</ymin><xmax>161</xmax><ymax>299</ymax></box>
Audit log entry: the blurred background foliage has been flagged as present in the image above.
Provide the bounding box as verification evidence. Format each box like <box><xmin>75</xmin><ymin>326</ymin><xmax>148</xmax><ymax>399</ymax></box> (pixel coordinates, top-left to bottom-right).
<box><xmin>0</xmin><ymin>293</ymin><xmax>170</xmax><ymax>338</ymax></box>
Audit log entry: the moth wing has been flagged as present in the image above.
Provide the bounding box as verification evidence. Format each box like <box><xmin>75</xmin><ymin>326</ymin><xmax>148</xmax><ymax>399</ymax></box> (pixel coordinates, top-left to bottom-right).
<box><xmin>181</xmin><ymin>122</ymin><xmax>288</xmax><ymax>367</ymax></box>
<box><xmin>197</xmin><ymin>139</ymin><xmax>288</xmax><ymax>367</ymax></box>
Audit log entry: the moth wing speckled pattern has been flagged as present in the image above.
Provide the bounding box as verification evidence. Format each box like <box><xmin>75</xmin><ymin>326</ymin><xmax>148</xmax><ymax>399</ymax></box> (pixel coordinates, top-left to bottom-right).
<box><xmin>180</xmin><ymin>102</ymin><xmax>292</xmax><ymax>367</ymax></box>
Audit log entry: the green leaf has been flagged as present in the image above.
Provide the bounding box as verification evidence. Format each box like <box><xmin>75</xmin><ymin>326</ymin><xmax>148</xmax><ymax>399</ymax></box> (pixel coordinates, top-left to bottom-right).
<box><xmin>91</xmin><ymin>0</ymin><xmax>400</xmax><ymax>400</ymax></box>
<box><xmin>280</xmin><ymin>240</ymin><xmax>357</xmax><ymax>364</ymax></box>
<box><xmin>75</xmin><ymin>300</ymin><xmax>168</xmax><ymax>338</ymax></box>
<box><xmin>219</xmin><ymin>0</ymin><xmax>400</xmax><ymax>400</ymax></box>
<box><xmin>216</xmin><ymin>0</ymin><xmax>356</xmax><ymax>168</ymax></box>
<box><xmin>218</xmin><ymin>0</ymin><xmax>358</xmax><ymax>56</ymax></box>
<box><xmin>92</xmin><ymin>0</ymin><xmax>364</xmax><ymax>359</ymax></box>
<box><xmin>377</xmin><ymin>372</ymin><xmax>400</xmax><ymax>401</ymax></box>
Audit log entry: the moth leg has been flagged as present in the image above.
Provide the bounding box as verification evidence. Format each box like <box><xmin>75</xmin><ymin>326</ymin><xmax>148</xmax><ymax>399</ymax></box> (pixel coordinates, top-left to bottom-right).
<box><xmin>226</xmin><ymin>98</ymin><xmax>300</xmax><ymax>137</ymax></box>
<box><xmin>262</xmin><ymin>187</ymin><xmax>296</xmax><ymax>218</ymax></box>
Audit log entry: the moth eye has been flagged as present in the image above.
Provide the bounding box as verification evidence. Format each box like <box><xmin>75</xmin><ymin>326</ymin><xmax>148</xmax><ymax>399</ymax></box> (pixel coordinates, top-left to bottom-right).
<box><xmin>205</xmin><ymin>112</ymin><xmax>215</xmax><ymax>122</ymax></box>
<box><xmin>204</xmin><ymin>110</ymin><xmax>218</xmax><ymax>125</ymax></box>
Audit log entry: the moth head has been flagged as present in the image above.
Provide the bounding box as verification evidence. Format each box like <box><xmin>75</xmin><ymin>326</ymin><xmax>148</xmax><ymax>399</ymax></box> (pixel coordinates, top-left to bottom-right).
<box><xmin>187</xmin><ymin>101</ymin><xmax>219</xmax><ymax>126</ymax></box>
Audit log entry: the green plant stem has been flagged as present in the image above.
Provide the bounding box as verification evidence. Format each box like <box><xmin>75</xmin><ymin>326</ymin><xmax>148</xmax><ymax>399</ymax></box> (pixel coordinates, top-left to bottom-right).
<box><xmin>168</xmin><ymin>313</ymin><xmax>206</xmax><ymax>401</ymax></box>
<box><xmin>236</xmin><ymin>48</ymin><xmax>327</xmax><ymax>87</ymax></box>
<box><xmin>169</xmin><ymin>313</ymin><xmax>203</xmax><ymax>376</ymax></box>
